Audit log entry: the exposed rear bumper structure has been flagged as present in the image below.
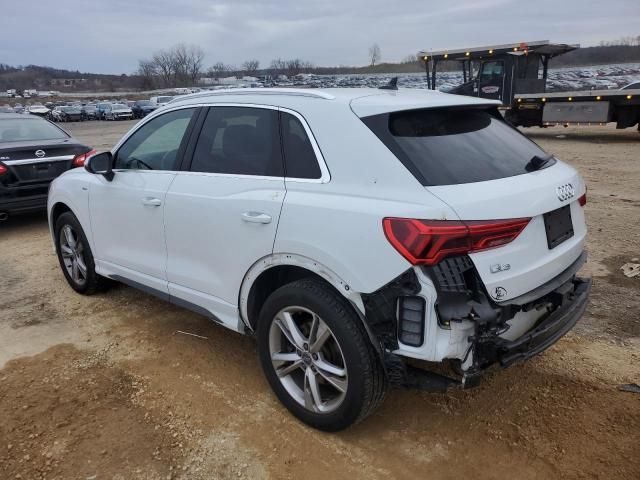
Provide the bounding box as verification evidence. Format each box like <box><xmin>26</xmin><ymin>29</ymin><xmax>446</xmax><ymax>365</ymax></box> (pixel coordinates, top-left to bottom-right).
<box><xmin>377</xmin><ymin>251</ymin><xmax>591</xmax><ymax>392</ymax></box>
<box><xmin>478</xmin><ymin>276</ymin><xmax>591</xmax><ymax>368</ymax></box>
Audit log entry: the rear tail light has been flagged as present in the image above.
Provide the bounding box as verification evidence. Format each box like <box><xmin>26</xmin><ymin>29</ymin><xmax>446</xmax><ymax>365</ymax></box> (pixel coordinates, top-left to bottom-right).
<box><xmin>383</xmin><ymin>217</ymin><xmax>531</xmax><ymax>266</ymax></box>
<box><xmin>72</xmin><ymin>149</ymin><xmax>96</xmax><ymax>168</ymax></box>
<box><xmin>578</xmin><ymin>186</ymin><xmax>587</xmax><ymax>207</ymax></box>
<box><xmin>0</xmin><ymin>163</ymin><xmax>7</xmax><ymax>176</ymax></box>
<box><xmin>578</xmin><ymin>193</ymin><xmax>586</xmax><ymax>207</ymax></box>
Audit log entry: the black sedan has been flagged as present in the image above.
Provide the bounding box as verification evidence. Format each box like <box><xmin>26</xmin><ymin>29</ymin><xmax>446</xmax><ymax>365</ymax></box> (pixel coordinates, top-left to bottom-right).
<box><xmin>0</xmin><ymin>113</ymin><xmax>94</xmax><ymax>219</ymax></box>
<box><xmin>131</xmin><ymin>100</ymin><xmax>157</xmax><ymax>119</ymax></box>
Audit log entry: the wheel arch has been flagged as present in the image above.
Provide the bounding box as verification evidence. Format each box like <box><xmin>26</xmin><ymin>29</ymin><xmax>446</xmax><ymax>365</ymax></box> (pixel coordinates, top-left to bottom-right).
<box><xmin>48</xmin><ymin>193</ymin><xmax>93</xmax><ymax>255</ymax></box>
<box><xmin>239</xmin><ymin>254</ymin><xmax>367</xmax><ymax>332</ymax></box>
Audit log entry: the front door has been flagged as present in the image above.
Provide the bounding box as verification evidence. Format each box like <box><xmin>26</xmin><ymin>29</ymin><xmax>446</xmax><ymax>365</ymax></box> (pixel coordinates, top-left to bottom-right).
<box><xmin>89</xmin><ymin>108</ymin><xmax>197</xmax><ymax>292</ymax></box>
<box><xmin>478</xmin><ymin>60</ymin><xmax>505</xmax><ymax>102</ymax></box>
<box><xmin>164</xmin><ymin>105</ymin><xmax>286</xmax><ymax>329</ymax></box>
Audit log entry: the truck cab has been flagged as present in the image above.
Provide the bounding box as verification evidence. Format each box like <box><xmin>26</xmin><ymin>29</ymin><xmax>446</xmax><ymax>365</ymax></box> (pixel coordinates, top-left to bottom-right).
<box><xmin>418</xmin><ymin>41</ymin><xmax>640</xmax><ymax>130</ymax></box>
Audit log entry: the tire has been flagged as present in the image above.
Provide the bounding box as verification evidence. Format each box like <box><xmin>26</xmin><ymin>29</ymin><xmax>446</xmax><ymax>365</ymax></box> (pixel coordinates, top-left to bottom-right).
<box><xmin>54</xmin><ymin>212</ymin><xmax>108</xmax><ymax>295</ymax></box>
<box><xmin>257</xmin><ymin>278</ymin><xmax>387</xmax><ymax>431</ymax></box>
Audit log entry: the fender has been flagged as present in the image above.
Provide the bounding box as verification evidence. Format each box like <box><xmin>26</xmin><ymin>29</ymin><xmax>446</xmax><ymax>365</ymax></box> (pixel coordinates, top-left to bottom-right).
<box><xmin>239</xmin><ymin>253</ymin><xmax>367</xmax><ymax>328</ymax></box>
<box><xmin>47</xmin><ymin>176</ymin><xmax>93</xmax><ymax>254</ymax></box>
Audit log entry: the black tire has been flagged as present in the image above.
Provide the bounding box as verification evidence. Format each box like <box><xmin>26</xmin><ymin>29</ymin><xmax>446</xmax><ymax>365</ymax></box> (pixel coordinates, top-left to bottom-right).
<box><xmin>257</xmin><ymin>278</ymin><xmax>387</xmax><ymax>431</ymax></box>
<box><xmin>54</xmin><ymin>211</ymin><xmax>108</xmax><ymax>295</ymax></box>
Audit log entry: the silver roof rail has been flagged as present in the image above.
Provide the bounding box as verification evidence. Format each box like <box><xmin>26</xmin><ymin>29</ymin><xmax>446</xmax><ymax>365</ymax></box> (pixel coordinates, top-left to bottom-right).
<box><xmin>168</xmin><ymin>88</ymin><xmax>335</xmax><ymax>104</ymax></box>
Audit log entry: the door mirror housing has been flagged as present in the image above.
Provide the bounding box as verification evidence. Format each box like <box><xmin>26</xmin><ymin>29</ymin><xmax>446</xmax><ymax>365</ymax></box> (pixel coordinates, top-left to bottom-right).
<box><xmin>85</xmin><ymin>151</ymin><xmax>114</xmax><ymax>181</ymax></box>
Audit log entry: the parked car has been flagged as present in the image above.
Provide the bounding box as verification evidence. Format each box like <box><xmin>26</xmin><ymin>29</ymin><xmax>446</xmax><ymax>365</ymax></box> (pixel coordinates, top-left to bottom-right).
<box><xmin>47</xmin><ymin>88</ymin><xmax>590</xmax><ymax>431</ymax></box>
<box><xmin>621</xmin><ymin>81</ymin><xmax>640</xmax><ymax>90</ymax></box>
<box><xmin>26</xmin><ymin>104</ymin><xmax>51</xmax><ymax>117</ymax></box>
<box><xmin>51</xmin><ymin>106</ymin><xmax>82</xmax><ymax>122</ymax></box>
<box><xmin>149</xmin><ymin>95</ymin><xmax>173</xmax><ymax>108</ymax></box>
<box><xmin>81</xmin><ymin>104</ymin><xmax>98</xmax><ymax>120</ymax></box>
<box><xmin>131</xmin><ymin>100</ymin><xmax>157</xmax><ymax>118</ymax></box>
<box><xmin>13</xmin><ymin>103</ymin><xmax>24</xmax><ymax>114</ymax></box>
<box><xmin>104</xmin><ymin>103</ymin><xmax>133</xmax><ymax>121</ymax></box>
<box><xmin>1</xmin><ymin>113</ymin><xmax>93</xmax><ymax>218</ymax></box>
<box><xmin>0</xmin><ymin>106</ymin><xmax>14</xmax><ymax>113</ymax></box>
<box><xmin>95</xmin><ymin>102</ymin><xmax>111</xmax><ymax>120</ymax></box>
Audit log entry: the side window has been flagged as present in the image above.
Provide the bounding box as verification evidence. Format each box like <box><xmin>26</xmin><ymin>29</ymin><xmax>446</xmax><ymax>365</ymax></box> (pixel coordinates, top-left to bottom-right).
<box><xmin>280</xmin><ymin>112</ymin><xmax>321</xmax><ymax>179</ymax></box>
<box><xmin>115</xmin><ymin>108</ymin><xmax>194</xmax><ymax>171</ymax></box>
<box><xmin>190</xmin><ymin>106</ymin><xmax>282</xmax><ymax>176</ymax></box>
<box><xmin>480</xmin><ymin>61</ymin><xmax>504</xmax><ymax>79</ymax></box>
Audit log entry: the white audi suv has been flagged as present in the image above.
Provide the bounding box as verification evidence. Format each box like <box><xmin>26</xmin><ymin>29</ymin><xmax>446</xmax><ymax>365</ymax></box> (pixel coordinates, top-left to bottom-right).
<box><xmin>48</xmin><ymin>88</ymin><xmax>590</xmax><ymax>430</ymax></box>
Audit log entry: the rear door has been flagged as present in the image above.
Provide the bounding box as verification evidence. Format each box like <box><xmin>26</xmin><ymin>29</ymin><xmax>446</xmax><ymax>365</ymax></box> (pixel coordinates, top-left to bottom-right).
<box><xmin>164</xmin><ymin>105</ymin><xmax>286</xmax><ymax>329</ymax></box>
<box><xmin>89</xmin><ymin>107</ymin><xmax>197</xmax><ymax>292</ymax></box>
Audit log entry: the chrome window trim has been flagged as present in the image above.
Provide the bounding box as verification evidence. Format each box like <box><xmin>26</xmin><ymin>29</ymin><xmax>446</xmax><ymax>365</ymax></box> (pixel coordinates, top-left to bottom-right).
<box><xmin>111</xmin><ymin>103</ymin><xmax>330</xmax><ymax>183</ymax></box>
<box><xmin>2</xmin><ymin>155</ymin><xmax>74</xmax><ymax>166</ymax></box>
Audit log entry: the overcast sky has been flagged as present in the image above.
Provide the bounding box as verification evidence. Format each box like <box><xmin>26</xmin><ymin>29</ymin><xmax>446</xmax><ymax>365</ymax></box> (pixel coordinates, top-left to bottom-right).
<box><xmin>1</xmin><ymin>0</ymin><xmax>638</xmax><ymax>74</ymax></box>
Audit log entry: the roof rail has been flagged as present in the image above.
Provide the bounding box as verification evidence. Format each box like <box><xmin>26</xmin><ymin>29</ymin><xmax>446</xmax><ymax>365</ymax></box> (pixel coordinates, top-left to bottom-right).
<box><xmin>168</xmin><ymin>88</ymin><xmax>335</xmax><ymax>104</ymax></box>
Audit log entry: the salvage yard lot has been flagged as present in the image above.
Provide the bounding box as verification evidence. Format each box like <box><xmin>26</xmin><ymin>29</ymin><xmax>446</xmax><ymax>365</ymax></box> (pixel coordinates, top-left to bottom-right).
<box><xmin>1</xmin><ymin>120</ymin><xmax>639</xmax><ymax>479</ymax></box>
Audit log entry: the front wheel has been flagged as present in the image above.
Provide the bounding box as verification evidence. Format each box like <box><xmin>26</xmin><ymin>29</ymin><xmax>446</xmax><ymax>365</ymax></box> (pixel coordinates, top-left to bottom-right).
<box><xmin>55</xmin><ymin>212</ymin><xmax>108</xmax><ymax>294</ymax></box>
<box><xmin>257</xmin><ymin>279</ymin><xmax>387</xmax><ymax>431</ymax></box>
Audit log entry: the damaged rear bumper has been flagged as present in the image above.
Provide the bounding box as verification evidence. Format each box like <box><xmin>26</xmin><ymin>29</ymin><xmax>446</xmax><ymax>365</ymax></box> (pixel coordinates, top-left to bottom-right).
<box><xmin>476</xmin><ymin>276</ymin><xmax>591</xmax><ymax>368</ymax></box>
<box><xmin>371</xmin><ymin>252</ymin><xmax>592</xmax><ymax>391</ymax></box>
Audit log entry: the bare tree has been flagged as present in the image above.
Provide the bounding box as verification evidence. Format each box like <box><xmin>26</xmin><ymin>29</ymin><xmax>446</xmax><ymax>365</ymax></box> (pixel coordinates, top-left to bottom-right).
<box><xmin>151</xmin><ymin>49</ymin><xmax>176</xmax><ymax>88</ymax></box>
<box><xmin>208</xmin><ymin>62</ymin><xmax>229</xmax><ymax>78</ymax></box>
<box><xmin>269</xmin><ymin>58</ymin><xmax>287</xmax><ymax>76</ymax></box>
<box><xmin>137</xmin><ymin>59</ymin><xmax>157</xmax><ymax>90</ymax></box>
<box><xmin>185</xmin><ymin>45</ymin><xmax>205</xmax><ymax>85</ymax></box>
<box><xmin>241</xmin><ymin>59</ymin><xmax>260</xmax><ymax>76</ymax></box>
<box><xmin>368</xmin><ymin>43</ymin><xmax>381</xmax><ymax>66</ymax></box>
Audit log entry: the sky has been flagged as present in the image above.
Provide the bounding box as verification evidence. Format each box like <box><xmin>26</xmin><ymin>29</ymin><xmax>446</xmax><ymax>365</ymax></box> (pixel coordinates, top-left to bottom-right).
<box><xmin>1</xmin><ymin>0</ymin><xmax>639</xmax><ymax>74</ymax></box>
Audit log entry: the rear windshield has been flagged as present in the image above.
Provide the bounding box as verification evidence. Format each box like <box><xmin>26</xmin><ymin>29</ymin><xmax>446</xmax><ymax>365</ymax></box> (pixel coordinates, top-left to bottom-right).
<box><xmin>0</xmin><ymin>118</ymin><xmax>67</xmax><ymax>142</ymax></box>
<box><xmin>362</xmin><ymin>108</ymin><xmax>549</xmax><ymax>186</ymax></box>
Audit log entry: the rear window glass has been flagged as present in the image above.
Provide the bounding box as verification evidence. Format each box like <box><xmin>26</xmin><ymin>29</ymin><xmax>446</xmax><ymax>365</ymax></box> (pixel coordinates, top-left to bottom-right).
<box><xmin>0</xmin><ymin>118</ymin><xmax>67</xmax><ymax>143</ymax></box>
<box><xmin>362</xmin><ymin>108</ymin><xmax>549</xmax><ymax>186</ymax></box>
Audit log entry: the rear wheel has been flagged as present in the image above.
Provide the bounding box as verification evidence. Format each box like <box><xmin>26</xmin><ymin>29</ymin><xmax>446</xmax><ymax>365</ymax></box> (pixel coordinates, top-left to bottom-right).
<box><xmin>257</xmin><ymin>278</ymin><xmax>386</xmax><ymax>431</ymax></box>
<box><xmin>55</xmin><ymin>212</ymin><xmax>108</xmax><ymax>294</ymax></box>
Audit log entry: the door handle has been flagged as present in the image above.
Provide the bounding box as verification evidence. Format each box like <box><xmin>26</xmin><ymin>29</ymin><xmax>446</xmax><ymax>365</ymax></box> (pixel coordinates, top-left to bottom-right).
<box><xmin>142</xmin><ymin>197</ymin><xmax>162</xmax><ymax>207</ymax></box>
<box><xmin>241</xmin><ymin>212</ymin><xmax>272</xmax><ymax>224</ymax></box>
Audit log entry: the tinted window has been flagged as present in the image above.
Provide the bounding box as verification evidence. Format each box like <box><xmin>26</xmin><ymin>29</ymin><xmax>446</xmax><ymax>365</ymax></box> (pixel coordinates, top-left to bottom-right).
<box><xmin>190</xmin><ymin>106</ymin><xmax>283</xmax><ymax>176</ymax></box>
<box><xmin>362</xmin><ymin>108</ymin><xmax>549</xmax><ymax>186</ymax></box>
<box><xmin>115</xmin><ymin>108</ymin><xmax>194</xmax><ymax>171</ymax></box>
<box><xmin>0</xmin><ymin>118</ymin><xmax>67</xmax><ymax>142</ymax></box>
<box><xmin>480</xmin><ymin>61</ymin><xmax>504</xmax><ymax>78</ymax></box>
<box><xmin>281</xmin><ymin>112</ymin><xmax>321</xmax><ymax>179</ymax></box>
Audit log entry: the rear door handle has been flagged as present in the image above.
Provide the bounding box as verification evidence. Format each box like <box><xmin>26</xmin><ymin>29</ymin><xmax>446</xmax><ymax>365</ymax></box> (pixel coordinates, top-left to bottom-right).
<box><xmin>241</xmin><ymin>212</ymin><xmax>272</xmax><ymax>224</ymax></box>
<box><xmin>142</xmin><ymin>197</ymin><xmax>162</xmax><ymax>207</ymax></box>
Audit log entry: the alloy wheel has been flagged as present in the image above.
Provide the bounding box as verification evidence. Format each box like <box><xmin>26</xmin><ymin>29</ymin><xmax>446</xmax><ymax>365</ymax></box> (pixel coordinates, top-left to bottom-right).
<box><xmin>269</xmin><ymin>306</ymin><xmax>348</xmax><ymax>413</ymax></box>
<box><xmin>59</xmin><ymin>224</ymin><xmax>87</xmax><ymax>286</ymax></box>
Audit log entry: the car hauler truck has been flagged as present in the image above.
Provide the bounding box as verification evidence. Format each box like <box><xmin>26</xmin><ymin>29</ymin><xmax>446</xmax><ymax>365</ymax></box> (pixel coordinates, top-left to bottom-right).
<box><xmin>417</xmin><ymin>40</ymin><xmax>640</xmax><ymax>130</ymax></box>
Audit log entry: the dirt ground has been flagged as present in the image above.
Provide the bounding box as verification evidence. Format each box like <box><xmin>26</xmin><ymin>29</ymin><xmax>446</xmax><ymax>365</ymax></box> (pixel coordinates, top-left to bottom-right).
<box><xmin>1</xmin><ymin>120</ymin><xmax>638</xmax><ymax>480</ymax></box>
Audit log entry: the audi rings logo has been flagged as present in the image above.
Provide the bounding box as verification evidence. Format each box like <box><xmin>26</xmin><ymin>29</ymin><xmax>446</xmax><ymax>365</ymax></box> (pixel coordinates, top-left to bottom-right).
<box><xmin>556</xmin><ymin>183</ymin><xmax>575</xmax><ymax>202</ymax></box>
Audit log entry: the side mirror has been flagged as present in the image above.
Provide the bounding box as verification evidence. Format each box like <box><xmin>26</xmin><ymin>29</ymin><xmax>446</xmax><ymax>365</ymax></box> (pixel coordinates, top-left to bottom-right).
<box><xmin>85</xmin><ymin>151</ymin><xmax>114</xmax><ymax>181</ymax></box>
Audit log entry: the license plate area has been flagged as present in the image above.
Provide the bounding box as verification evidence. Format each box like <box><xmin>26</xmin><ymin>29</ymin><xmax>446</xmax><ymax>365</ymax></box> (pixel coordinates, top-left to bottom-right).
<box><xmin>544</xmin><ymin>205</ymin><xmax>574</xmax><ymax>249</ymax></box>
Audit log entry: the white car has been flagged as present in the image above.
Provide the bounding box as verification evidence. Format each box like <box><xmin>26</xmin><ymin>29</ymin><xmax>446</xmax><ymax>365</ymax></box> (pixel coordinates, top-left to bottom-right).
<box><xmin>149</xmin><ymin>95</ymin><xmax>174</xmax><ymax>107</ymax></box>
<box><xmin>104</xmin><ymin>103</ymin><xmax>133</xmax><ymax>121</ymax></box>
<box><xmin>47</xmin><ymin>88</ymin><xmax>590</xmax><ymax>431</ymax></box>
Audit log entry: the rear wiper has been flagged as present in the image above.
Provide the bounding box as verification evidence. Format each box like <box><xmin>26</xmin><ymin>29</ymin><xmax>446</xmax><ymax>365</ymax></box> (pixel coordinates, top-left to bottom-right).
<box><xmin>526</xmin><ymin>154</ymin><xmax>554</xmax><ymax>172</ymax></box>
